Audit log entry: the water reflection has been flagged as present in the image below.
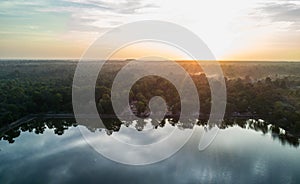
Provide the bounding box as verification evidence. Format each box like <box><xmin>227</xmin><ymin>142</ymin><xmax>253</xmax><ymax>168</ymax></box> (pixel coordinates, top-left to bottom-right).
<box><xmin>1</xmin><ymin>117</ymin><xmax>300</xmax><ymax>184</ymax></box>
<box><xmin>0</xmin><ymin>118</ymin><xmax>77</xmax><ymax>144</ymax></box>
<box><xmin>0</xmin><ymin>116</ymin><xmax>299</xmax><ymax>147</ymax></box>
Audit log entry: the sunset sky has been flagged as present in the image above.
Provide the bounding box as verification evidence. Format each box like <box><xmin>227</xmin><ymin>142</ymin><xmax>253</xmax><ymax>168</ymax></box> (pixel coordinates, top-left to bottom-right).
<box><xmin>0</xmin><ymin>0</ymin><xmax>299</xmax><ymax>61</ymax></box>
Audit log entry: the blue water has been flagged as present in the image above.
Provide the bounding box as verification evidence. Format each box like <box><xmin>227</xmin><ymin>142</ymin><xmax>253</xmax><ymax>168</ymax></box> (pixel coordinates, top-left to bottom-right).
<box><xmin>0</xmin><ymin>122</ymin><xmax>300</xmax><ymax>184</ymax></box>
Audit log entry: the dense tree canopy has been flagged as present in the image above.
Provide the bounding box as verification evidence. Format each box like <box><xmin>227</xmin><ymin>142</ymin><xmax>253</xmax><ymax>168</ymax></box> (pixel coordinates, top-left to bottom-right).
<box><xmin>0</xmin><ymin>60</ymin><xmax>300</xmax><ymax>137</ymax></box>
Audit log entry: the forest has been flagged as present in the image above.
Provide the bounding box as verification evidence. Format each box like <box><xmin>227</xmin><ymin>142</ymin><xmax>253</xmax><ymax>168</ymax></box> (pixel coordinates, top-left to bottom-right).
<box><xmin>0</xmin><ymin>60</ymin><xmax>300</xmax><ymax>138</ymax></box>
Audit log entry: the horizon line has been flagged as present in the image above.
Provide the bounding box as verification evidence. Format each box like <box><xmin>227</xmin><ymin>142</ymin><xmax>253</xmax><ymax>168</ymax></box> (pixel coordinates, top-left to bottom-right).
<box><xmin>1</xmin><ymin>58</ymin><xmax>300</xmax><ymax>62</ymax></box>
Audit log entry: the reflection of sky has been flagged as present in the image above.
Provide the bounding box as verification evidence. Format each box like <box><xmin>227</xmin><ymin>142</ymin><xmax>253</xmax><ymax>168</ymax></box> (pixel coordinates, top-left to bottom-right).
<box><xmin>110</xmin><ymin>120</ymin><xmax>178</xmax><ymax>145</ymax></box>
<box><xmin>80</xmin><ymin>121</ymin><xmax>194</xmax><ymax>165</ymax></box>
<box><xmin>0</xmin><ymin>125</ymin><xmax>300</xmax><ymax>183</ymax></box>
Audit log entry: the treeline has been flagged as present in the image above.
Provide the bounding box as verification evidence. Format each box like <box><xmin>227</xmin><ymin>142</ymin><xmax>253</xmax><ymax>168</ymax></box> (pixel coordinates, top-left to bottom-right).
<box><xmin>1</xmin><ymin>117</ymin><xmax>299</xmax><ymax>148</ymax></box>
<box><xmin>225</xmin><ymin>76</ymin><xmax>300</xmax><ymax>135</ymax></box>
<box><xmin>0</xmin><ymin>79</ymin><xmax>73</xmax><ymax>123</ymax></box>
<box><xmin>0</xmin><ymin>60</ymin><xmax>300</xmax><ymax>136</ymax></box>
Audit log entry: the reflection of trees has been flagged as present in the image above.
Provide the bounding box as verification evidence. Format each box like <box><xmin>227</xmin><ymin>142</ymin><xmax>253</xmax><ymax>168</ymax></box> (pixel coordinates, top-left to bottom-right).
<box><xmin>217</xmin><ymin>119</ymin><xmax>299</xmax><ymax>147</ymax></box>
<box><xmin>1</xmin><ymin>129</ymin><xmax>21</xmax><ymax>144</ymax></box>
<box><xmin>0</xmin><ymin>118</ymin><xmax>77</xmax><ymax>143</ymax></box>
<box><xmin>1</xmin><ymin>61</ymin><xmax>300</xmax><ymax>149</ymax></box>
<box><xmin>0</xmin><ymin>117</ymin><xmax>299</xmax><ymax>148</ymax></box>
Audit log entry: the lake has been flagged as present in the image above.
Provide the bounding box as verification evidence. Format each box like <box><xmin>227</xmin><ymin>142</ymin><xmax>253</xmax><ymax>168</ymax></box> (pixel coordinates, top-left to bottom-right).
<box><xmin>0</xmin><ymin>118</ymin><xmax>300</xmax><ymax>183</ymax></box>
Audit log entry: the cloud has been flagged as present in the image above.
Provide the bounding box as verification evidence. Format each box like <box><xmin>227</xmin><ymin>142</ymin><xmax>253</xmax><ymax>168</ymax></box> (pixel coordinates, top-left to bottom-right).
<box><xmin>38</xmin><ymin>0</ymin><xmax>158</xmax><ymax>33</ymax></box>
<box><xmin>63</xmin><ymin>0</ymin><xmax>158</xmax><ymax>14</ymax></box>
<box><xmin>256</xmin><ymin>1</ymin><xmax>300</xmax><ymax>31</ymax></box>
<box><xmin>0</xmin><ymin>0</ymin><xmax>159</xmax><ymax>34</ymax></box>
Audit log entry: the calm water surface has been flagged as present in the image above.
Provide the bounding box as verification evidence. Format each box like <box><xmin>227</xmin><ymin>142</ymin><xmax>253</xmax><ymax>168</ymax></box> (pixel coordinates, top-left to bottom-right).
<box><xmin>0</xmin><ymin>119</ymin><xmax>300</xmax><ymax>184</ymax></box>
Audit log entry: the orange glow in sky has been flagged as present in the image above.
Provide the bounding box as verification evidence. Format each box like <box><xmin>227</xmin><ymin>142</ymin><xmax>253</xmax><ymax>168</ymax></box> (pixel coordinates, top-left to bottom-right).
<box><xmin>0</xmin><ymin>0</ymin><xmax>299</xmax><ymax>61</ymax></box>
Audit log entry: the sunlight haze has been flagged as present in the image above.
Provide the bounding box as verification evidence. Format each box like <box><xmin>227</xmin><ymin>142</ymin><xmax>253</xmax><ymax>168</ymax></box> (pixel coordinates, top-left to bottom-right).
<box><xmin>0</xmin><ymin>0</ymin><xmax>299</xmax><ymax>60</ymax></box>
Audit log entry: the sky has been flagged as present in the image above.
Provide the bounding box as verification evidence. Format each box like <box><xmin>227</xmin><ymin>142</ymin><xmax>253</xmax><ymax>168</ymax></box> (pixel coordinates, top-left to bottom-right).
<box><xmin>0</xmin><ymin>0</ymin><xmax>299</xmax><ymax>61</ymax></box>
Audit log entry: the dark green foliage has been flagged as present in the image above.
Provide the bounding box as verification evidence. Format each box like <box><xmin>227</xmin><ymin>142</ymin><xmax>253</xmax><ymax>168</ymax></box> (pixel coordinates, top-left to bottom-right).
<box><xmin>0</xmin><ymin>60</ymin><xmax>300</xmax><ymax>137</ymax></box>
